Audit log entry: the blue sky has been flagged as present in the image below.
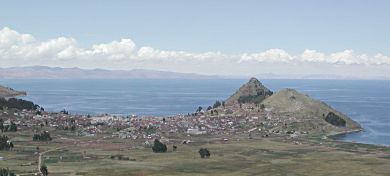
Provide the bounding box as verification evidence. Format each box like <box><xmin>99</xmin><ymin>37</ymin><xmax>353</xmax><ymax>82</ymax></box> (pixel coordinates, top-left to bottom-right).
<box><xmin>1</xmin><ymin>0</ymin><xmax>389</xmax><ymax>54</ymax></box>
<box><xmin>0</xmin><ymin>0</ymin><xmax>390</xmax><ymax>78</ymax></box>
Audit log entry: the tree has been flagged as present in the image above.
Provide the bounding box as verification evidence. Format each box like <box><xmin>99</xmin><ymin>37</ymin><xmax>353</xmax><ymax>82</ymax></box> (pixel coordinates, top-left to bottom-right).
<box><xmin>40</xmin><ymin>165</ymin><xmax>49</xmax><ymax>176</ymax></box>
<box><xmin>260</xmin><ymin>104</ymin><xmax>265</xmax><ymax>109</ymax></box>
<box><xmin>33</xmin><ymin>131</ymin><xmax>52</xmax><ymax>142</ymax></box>
<box><xmin>196</xmin><ymin>106</ymin><xmax>203</xmax><ymax>113</ymax></box>
<box><xmin>9</xmin><ymin>121</ymin><xmax>17</xmax><ymax>132</ymax></box>
<box><xmin>206</xmin><ymin>106</ymin><xmax>212</xmax><ymax>111</ymax></box>
<box><xmin>0</xmin><ymin>135</ymin><xmax>13</xmax><ymax>151</ymax></box>
<box><xmin>0</xmin><ymin>97</ymin><xmax>39</xmax><ymax>110</ymax></box>
<box><xmin>0</xmin><ymin>119</ymin><xmax>3</xmax><ymax>132</ymax></box>
<box><xmin>222</xmin><ymin>101</ymin><xmax>225</xmax><ymax>107</ymax></box>
<box><xmin>213</xmin><ymin>101</ymin><xmax>222</xmax><ymax>109</ymax></box>
<box><xmin>152</xmin><ymin>139</ymin><xmax>167</xmax><ymax>153</ymax></box>
<box><xmin>198</xmin><ymin>148</ymin><xmax>210</xmax><ymax>158</ymax></box>
<box><xmin>0</xmin><ymin>168</ymin><xmax>16</xmax><ymax>176</ymax></box>
<box><xmin>60</xmin><ymin>109</ymin><xmax>69</xmax><ymax>115</ymax></box>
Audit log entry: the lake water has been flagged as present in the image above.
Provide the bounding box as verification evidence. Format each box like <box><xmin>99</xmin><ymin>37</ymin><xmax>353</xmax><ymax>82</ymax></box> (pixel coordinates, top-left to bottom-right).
<box><xmin>1</xmin><ymin>79</ymin><xmax>389</xmax><ymax>146</ymax></box>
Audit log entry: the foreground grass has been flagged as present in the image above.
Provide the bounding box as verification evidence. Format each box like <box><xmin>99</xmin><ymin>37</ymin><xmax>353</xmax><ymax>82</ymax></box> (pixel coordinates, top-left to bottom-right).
<box><xmin>1</xmin><ymin>132</ymin><xmax>389</xmax><ymax>176</ymax></box>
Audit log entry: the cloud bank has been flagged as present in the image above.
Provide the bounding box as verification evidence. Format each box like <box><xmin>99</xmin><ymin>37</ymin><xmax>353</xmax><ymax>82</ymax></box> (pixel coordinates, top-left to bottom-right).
<box><xmin>1</xmin><ymin>27</ymin><xmax>390</xmax><ymax>78</ymax></box>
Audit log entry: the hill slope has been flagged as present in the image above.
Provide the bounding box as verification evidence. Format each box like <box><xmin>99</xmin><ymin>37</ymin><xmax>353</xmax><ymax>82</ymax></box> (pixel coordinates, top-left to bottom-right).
<box><xmin>262</xmin><ymin>88</ymin><xmax>361</xmax><ymax>135</ymax></box>
<box><xmin>0</xmin><ymin>85</ymin><xmax>26</xmax><ymax>98</ymax></box>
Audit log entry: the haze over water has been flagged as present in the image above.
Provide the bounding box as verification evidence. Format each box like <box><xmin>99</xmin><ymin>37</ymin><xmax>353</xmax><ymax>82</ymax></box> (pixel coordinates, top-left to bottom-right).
<box><xmin>1</xmin><ymin>79</ymin><xmax>389</xmax><ymax>146</ymax></box>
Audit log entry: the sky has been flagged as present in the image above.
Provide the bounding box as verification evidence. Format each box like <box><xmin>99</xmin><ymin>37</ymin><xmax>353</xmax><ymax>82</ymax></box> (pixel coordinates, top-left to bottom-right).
<box><xmin>1</xmin><ymin>0</ymin><xmax>390</xmax><ymax>78</ymax></box>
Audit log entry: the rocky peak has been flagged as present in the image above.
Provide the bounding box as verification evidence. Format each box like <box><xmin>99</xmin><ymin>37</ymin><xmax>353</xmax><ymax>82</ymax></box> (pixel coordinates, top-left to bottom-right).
<box><xmin>225</xmin><ymin>77</ymin><xmax>273</xmax><ymax>105</ymax></box>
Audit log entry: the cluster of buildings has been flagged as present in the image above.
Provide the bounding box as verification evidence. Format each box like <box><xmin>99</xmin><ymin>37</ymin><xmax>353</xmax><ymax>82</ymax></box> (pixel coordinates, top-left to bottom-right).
<box><xmin>1</xmin><ymin>103</ymin><xmax>305</xmax><ymax>144</ymax></box>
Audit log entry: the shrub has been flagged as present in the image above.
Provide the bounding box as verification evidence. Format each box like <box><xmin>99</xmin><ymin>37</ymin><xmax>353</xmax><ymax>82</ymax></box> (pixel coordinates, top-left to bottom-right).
<box><xmin>33</xmin><ymin>131</ymin><xmax>52</xmax><ymax>142</ymax></box>
<box><xmin>0</xmin><ymin>98</ymin><xmax>39</xmax><ymax>110</ymax></box>
<box><xmin>152</xmin><ymin>139</ymin><xmax>167</xmax><ymax>153</ymax></box>
<box><xmin>40</xmin><ymin>165</ymin><xmax>48</xmax><ymax>176</ymax></box>
<box><xmin>199</xmin><ymin>148</ymin><xmax>210</xmax><ymax>158</ymax></box>
<box><xmin>0</xmin><ymin>168</ymin><xmax>16</xmax><ymax>176</ymax></box>
<box><xmin>325</xmin><ymin>112</ymin><xmax>346</xmax><ymax>127</ymax></box>
<box><xmin>213</xmin><ymin>101</ymin><xmax>222</xmax><ymax>109</ymax></box>
<box><xmin>0</xmin><ymin>135</ymin><xmax>14</xmax><ymax>151</ymax></box>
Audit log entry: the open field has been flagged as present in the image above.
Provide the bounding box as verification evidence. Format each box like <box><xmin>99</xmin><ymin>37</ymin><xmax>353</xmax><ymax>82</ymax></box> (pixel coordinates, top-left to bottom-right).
<box><xmin>1</xmin><ymin>129</ymin><xmax>389</xmax><ymax>176</ymax></box>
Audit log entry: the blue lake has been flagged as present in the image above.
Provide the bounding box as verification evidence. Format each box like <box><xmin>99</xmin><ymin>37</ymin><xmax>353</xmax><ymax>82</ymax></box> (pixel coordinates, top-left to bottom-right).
<box><xmin>1</xmin><ymin>79</ymin><xmax>389</xmax><ymax>146</ymax></box>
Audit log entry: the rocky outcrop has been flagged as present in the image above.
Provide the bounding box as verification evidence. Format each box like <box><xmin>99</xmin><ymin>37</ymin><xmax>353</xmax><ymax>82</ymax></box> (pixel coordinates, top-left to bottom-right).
<box><xmin>225</xmin><ymin>78</ymin><xmax>272</xmax><ymax>105</ymax></box>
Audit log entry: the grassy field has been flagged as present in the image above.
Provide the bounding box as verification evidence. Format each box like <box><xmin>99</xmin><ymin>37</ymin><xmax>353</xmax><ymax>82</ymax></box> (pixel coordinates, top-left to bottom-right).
<box><xmin>1</xmin><ymin>130</ymin><xmax>389</xmax><ymax>176</ymax></box>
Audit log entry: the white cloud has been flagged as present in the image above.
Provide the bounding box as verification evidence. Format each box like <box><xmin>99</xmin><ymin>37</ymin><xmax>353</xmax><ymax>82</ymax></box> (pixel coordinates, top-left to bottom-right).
<box><xmin>0</xmin><ymin>27</ymin><xmax>35</xmax><ymax>47</ymax></box>
<box><xmin>239</xmin><ymin>49</ymin><xmax>293</xmax><ymax>63</ymax></box>
<box><xmin>88</xmin><ymin>39</ymin><xmax>136</xmax><ymax>60</ymax></box>
<box><xmin>300</xmin><ymin>49</ymin><xmax>325</xmax><ymax>63</ymax></box>
<box><xmin>137</xmin><ymin>46</ymin><xmax>229</xmax><ymax>62</ymax></box>
<box><xmin>1</xmin><ymin>27</ymin><xmax>390</xmax><ymax>77</ymax></box>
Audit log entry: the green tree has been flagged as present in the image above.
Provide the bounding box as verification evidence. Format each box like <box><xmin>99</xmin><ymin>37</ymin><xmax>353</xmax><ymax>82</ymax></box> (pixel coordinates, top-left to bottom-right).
<box><xmin>0</xmin><ymin>168</ymin><xmax>16</xmax><ymax>176</ymax></box>
<box><xmin>213</xmin><ymin>100</ymin><xmax>221</xmax><ymax>108</ymax></box>
<box><xmin>0</xmin><ymin>119</ymin><xmax>3</xmax><ymax>132</ymax></box>
<box><xmin>9</xmin><ymin>121</ymin><xmax>17</xmax><ymax>132</ymax></box>
<box><xmin>40</xmin><ymin>165</ymin><xmax>48</xmax><ymax>176</ymax></box>
<box><xmin>196</xmin><ymin>106</ymin><xmax>203</xmax><ymax>113</ymax></box>
<box><xmin>198</xmin><ymin>148</ymin><xmax>210</xmax><ymax>158</ymax></box>
<box><xmin>152</xmin><ymin>139</ymin><xmax>167</xmax><ymax>153</ymax></box>
<box><xmin>33</xmin><ymin>131</ymin><xmax>52</xmax><ymax>142</ymax></box>
<box><xmin>0</xmin><ymin>135</ymin><xmax>13</xmax><ymax>151</ymax></box>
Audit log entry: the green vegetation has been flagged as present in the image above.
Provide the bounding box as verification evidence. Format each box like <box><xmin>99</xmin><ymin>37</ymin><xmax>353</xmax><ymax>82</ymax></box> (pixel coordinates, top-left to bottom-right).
<box><xmin>40</xmin><ymin>165</ymin><xmax>48</xmax><ymax>176</ymax></box>
<box><xmin>0</xmin><ymin>130</ymin><xmax>389</xmax><ymax>176</ymax></box>
<box><xmin>196</xmin><ymin>106</ymin><xmax>203</xmax><ymax>113</ymax></box>
<box><xmin>60</xmin><ymin>109</ymin><xmax>69</xmax><ymax>115</ymax></box>
<box><xmin>325</xmin><ymin>112</ymin><xmax>346</xmax><ymax>127</ymax></box>
<box><xmin>0</xmin><ymin>135</ymin><xmax>13</xmax><ymax>150</ymax></box>
<box><xmin>0</xmin><ymin>168</ymin><xmax>16</xmax><ymax>176</ymax></box>
<box><xmin>110</xmin><ymin>154</ymin><xmax>130</xmax><ymax>160</ymax></box>
<box><xmin>198</xmin><ymin>148</ymin><xmax>210</xmax><ymax>158</ymax></box>
<box><xmin>213</xmin><ymin>100</ymin><xmax>222</xmax><ymax>108</ymax></box>
<box><xmin>225</xmin><ymin>77</ymin><xmax>273</xmax><ymax>105</ymax></box>
<box><xmin>33</xmin><ymin>131</ymin><xmax>52</xmax><ymax>141</ymax></box>
<box><xmin>152</xmin><ymin>139</ymin><xmax>167</xmax><ymax>153</ymax></box>
<box><xmin>0</xmin><ymin>98</ymin><xmax>39</xmax><ymax>110</ymax></box>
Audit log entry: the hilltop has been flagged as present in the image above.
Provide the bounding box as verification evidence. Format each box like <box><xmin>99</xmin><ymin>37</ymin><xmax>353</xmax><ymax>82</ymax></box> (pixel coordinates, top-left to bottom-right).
<box><xmin>0</xmin><ymin>85</ymin><xmax>26</xmax><ymax>98</ymax></box>
<box><xmin>225</xmin><ymin>77</ymin><xmax>273</xmax><ymax>105</ymax></box>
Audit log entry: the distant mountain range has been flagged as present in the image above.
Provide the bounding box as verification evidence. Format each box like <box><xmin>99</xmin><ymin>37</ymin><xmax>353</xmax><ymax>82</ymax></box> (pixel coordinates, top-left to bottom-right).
<box><xmin>0</xmin><ymin>66</ymin><xmax>221</xmax><ymax>79</ymax></box>
<box><xmin>255</xmin><ymin>73</ymin><xmax>390</xmax><ymax>80</ymax></box>
<box><xmin>0</xmin><ymin>66</ymin><xmax>388</xmax><ymax>80</ymax></box>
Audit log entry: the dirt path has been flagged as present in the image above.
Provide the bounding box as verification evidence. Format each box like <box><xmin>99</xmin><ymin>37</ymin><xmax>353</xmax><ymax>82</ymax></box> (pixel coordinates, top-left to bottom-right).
<box><xmin>37</xmin><ymin>136</ymin><xmax>108</xmax><ymax>175</ymax></box>
<box><xmin>37</xmin><ymin>146</ymin><xmax>65</xmax><ymax>175</ymax></box>
<box><xmin>16</xmin><ymin>135</ymin><xmax>108</xmax><ymax>176</ymax></box>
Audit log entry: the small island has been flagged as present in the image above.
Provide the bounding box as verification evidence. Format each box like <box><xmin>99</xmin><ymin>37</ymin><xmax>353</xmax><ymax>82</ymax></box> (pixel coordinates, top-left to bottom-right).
<box><xmin>0</xmin><ymin>78</ymin><xmax>389</xmax><ymax>176</ymax></box>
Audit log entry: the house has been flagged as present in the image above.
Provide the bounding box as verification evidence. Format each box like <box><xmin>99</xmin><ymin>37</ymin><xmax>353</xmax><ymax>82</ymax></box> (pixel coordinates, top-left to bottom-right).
<box><xmin>187</xmin><ymin>128</ymin><xmax>206</xmax><ymax>135</ymax></box>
